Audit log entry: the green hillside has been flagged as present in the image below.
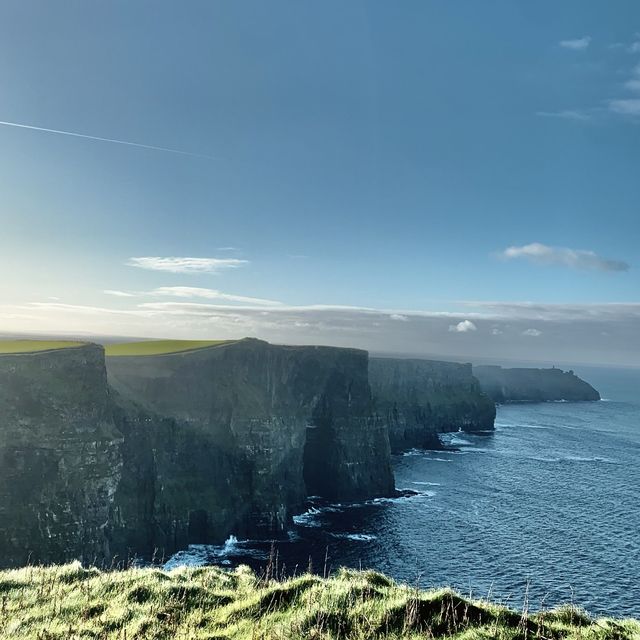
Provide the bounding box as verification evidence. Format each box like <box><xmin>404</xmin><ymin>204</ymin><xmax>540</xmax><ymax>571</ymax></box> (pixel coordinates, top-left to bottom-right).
<box><xmin>0</xmin><ymin>340</ymin><xmax>86</xmax><ymax>354</ymax></box>
<box><xmin>104</xmin><ymin>339</ymin><xmax>234</xmax><ymax>357</ymax></box>
<box><xmin>0</xmin><ymin>564</ymin><xmax>637</xmax><ymax>639</ymax></box>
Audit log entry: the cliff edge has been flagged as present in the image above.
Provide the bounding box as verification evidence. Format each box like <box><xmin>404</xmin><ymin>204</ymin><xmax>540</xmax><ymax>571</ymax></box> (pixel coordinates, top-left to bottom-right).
<box><xmin>369</xmin><ymin>357</ymin><xmax>496</xmax><ymax>452</ymax></box>
<box><xmin>473</xmin><ymin>365</ymin><xmax>601</xmax><ymax>403</ymax></box>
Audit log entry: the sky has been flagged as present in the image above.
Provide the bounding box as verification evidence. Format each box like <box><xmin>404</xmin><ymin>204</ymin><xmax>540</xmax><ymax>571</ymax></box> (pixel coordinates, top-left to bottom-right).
<box><xmin>1</xmin><ymin>1</ymin><xmax>639</xmax><ymax>366</ymax></box>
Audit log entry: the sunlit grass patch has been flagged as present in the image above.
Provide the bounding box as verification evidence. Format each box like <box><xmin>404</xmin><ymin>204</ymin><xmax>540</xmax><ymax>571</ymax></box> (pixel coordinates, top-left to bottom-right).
<box><xmin>0</xmin><ymin>340</ymin><xmax>86</xmax><ymax>354</ymax></box>
<box><xmin>104</xmin><ymin>339</ymin><xmax>234</xmax><ymax>356</ymax></box>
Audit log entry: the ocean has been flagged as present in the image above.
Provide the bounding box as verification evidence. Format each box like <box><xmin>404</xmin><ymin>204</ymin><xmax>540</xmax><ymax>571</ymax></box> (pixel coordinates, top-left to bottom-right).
<box><xmin>165</xmin><ymin>366</ymin><xmax>640</xmax><ymax>618</ymax></box>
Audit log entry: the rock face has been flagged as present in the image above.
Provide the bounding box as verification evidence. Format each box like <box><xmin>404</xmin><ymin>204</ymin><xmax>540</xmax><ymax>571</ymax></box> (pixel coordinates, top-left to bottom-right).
<box><xmin>106</xmin><ymin>339</ymin><xmax>394</xmax><ymax>560</ymax></box>
<box><xmin>0</xmin><ymin>344</ymin><xmax>122</xmax><ymax>567</ymax></box>
<box><xmin>473</xmin><ymin>366</ymin><xmax>601</xmax><ymax>403</ymax></box>
<box><xmin>369</xmin><ymin>357</ymin><xmax>496</xmax><ymax>452</ymax></box>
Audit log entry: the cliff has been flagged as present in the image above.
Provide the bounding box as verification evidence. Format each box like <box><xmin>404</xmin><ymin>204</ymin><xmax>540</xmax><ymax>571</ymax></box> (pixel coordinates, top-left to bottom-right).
<box><xmin>369</xmin><ymin>357</ymin><xmax>496</xmax><ymax>452</ymax></box>
<box><xmin>0</xmin><ymin>344</ymin><xmax>122</xmax><ymax>567</ymax></box>
<box><xmin>0</xmin><ymin>338</ymin><xmax>394</xmax><ymax>568</ymax></box>
<box><xmin>473</xmin><ymin>365</ymin><xmax>601</xmax><ymax>403</ymax></box>
<box><xmin>106</xmin><ymin>338</ymin><xmax>394</xmax><ymax>559</ymax></box>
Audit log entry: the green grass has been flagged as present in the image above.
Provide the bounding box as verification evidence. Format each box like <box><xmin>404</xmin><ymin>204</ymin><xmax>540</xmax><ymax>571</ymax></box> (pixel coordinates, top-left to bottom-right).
<box><xmin>104</xmin><ymin>339</ymin><xmax>234</xmax><ymax>357</ymax></box>
<box><xmin>0</xmin><ymin>564</ymin><xmax>637</xmax><ymax>640</ymax></box>
<box><xmin>0</xmin><ymin>340</ymin><xmax>86</xmax><ymax>354</ymax></box>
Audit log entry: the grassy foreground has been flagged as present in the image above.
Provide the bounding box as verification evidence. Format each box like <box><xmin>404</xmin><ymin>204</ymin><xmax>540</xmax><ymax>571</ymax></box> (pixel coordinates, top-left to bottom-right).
<box><xmin>104</xmin><ymin>339</ymin><xmax>233</xmax><ymax>357</ymax></box>
<box><xmin>0</xmin><ymin>340</ymin><xmax>86</xmax><ymax>354</ymax></box>
<box><xmin>0</xmin><ymin>564</ymin><xmax>637</xmax><ymax>640</ymax></box>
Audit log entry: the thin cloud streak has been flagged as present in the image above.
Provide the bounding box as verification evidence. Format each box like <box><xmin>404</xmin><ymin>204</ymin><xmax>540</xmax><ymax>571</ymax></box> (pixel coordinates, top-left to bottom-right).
<box><xmin>0</xmin><ymin>119</ymin><xmax>219</xmax><ymax>160</ymax></box>
<box><xmin>127</xmin><ymin>257</ymin><xmax>248</xmax><ymax>274</ymax></box>
<box><xmin>559</xmin><ymin>36</ymin><xmax>591</xmax><ymax>50</ymax></box>
<box><xmin>499</xmin><ymin>243</ymin><xmax>629</xmax><ymax>272</ymax></box>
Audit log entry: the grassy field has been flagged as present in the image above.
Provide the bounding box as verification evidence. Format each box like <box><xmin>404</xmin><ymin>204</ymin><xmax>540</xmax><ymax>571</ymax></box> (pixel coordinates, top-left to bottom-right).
<box><xmin>0</xmin><ymin>564</ymin><xmax>637</xmax><ymax>640</ymax></box>
<box><xmin>0</xmin><ymin>340</ymin><xmax>86</xmax><ymax>354</ymax></box>
<box><xmin>104</xmin><ymin>339</ymin><xmax>234</xmax><ymax>357</ymax></box>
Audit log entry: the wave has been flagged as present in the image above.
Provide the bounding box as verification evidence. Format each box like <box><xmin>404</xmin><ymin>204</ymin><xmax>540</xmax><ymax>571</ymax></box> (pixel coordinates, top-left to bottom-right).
<box><xmin>367</xmin><ymin>489</ymin><xmax>436</xmax><ymax>504</ymax></box>
<box><xmin>329</xmin><ymin>532</ymin><xmax>377</xmax><ymax>542</ymax></box>
<box><xmin>293</xmin><ymin>506</ymin><xmax>337</xmax><ymax>527</ymax></box>
<box><xmin>528</xmin><ymin>454</ymin><xmax>620</xmax><ymax>465</ymax></box>
<box><xmin>163</xmin><ymin>535</ymin><xmax>268</xmax><ymax>569</ymax></box>
<box><xmin>411</xmin><ymin>481</ymin><xmax>441</xmax><ymax>486</ymax></box>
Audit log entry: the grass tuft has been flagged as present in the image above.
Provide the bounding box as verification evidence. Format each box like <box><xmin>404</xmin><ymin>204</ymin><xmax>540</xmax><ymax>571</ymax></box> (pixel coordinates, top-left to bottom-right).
<box><xmin>0</xmin><ymin>563</ymin><xmax>637</xmax><ymax>639</ymax></box>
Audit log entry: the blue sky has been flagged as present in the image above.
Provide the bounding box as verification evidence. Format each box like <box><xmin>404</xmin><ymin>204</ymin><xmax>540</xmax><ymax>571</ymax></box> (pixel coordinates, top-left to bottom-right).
<box><xmin>1</xmin><ymin>1</ymin><xmax>639</xmax><ymax>365</ymax></box>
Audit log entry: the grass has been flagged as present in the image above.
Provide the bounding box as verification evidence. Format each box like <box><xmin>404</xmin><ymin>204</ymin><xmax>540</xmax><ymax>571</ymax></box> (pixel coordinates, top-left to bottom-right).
<box><xmin>0</xmin><ymin>564</ymin><xmax>637</xmax><ymax>639</ymax></box>
<box><xmin>104</xmin><ymin>340</ymin><xmax>234</xmax><ymax>357</ymax></box>
<box><xmin>0</xmin><ymin>340</ymin><xmax>86</xmax><ymax>354</ymax></box>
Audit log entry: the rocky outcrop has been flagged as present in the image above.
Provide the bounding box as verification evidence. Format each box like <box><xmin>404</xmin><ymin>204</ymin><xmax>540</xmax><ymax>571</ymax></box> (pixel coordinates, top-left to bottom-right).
<box><xmin>369</xmin><ymin>357</ymin><xmax>496</xmax><ymax>452</ymax></box>
<box><xmin>106</xmin><ymin>339</ymin><xmax>394</xmax><ymax>560</ymax></box>
<box><xmin>0</xmin><ymin>344</ymin><xmax>122</xmax><ymax>567</ymax></box>
<box><xmin>473</xmin><ymin>366</ymin><xmax>601</xmax><ymax>403</ymax></box>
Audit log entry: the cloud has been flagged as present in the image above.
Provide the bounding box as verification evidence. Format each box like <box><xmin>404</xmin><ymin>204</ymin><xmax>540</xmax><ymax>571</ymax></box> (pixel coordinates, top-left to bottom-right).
<box><xmin>104</xmin><ymin>289</ymin><xmax>136</xmax><ymax>297</ymax></box>
<box><xmin>536</xmin><ymin>110</ymin><xmax>592</xmax><ymax>122</ymax></box>
<box><xmin>628</xmin><ymin>41</ymin><xmax>640</xmax><ymax>53</ymax></box>
<box><xmin>126</xmin><ymin>256</ymin><xmax>248</xmax><ymax>274</ymax></box>
<box><xmin>449</xmin><ymin>320</ymin><xmax>477</xmax><ymax>333</ymax></box>
<box><xmin>609</xmin><ymin>98</ymin><xmax>640</xmax><ymax>115</ymax></box>
<box><xmin>491</xmin><ymin>327</ymin><xmax>503</xmax><ymax>335</ymax></box>
<box><xmin>499</xmin><ymin>242</ymin><xmax>629</xmax><ymax>272</ymax></box>
<box><xmin>389</xmin><ymin>313</ymin><xmax>409</xmax><ymax>322</ymax></box>
<box><xmin>559</xmin><ymin>36</ymin><xmax>591</xmax><ymax>51</ymax></box>
<box><xmin>149</xmin><ymin>286</ymin><xmax>281</xmax><ymax>306</ymax></box>
<box><xmin>522</xmin><ymin>328</ymin><xmax>542</xmax><ymax>337</ymax></box>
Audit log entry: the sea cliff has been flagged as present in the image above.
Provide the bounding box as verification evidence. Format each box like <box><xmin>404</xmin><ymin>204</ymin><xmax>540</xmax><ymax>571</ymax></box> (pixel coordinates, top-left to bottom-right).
<box><xmin>369</xmin><ymin>357</ymin><xmax>496</xmax><ymax>452</ymax></box>
<box><xmin>0</xmin><ymin>344</ymin><xmax>122</xmax><ymax>566</ymax></box>
<box><xmin>473</xmin><ymin>365</ymin><xmax>601</xmax><ymax>403</ymax></box>
<box><xmin>107</xmin><ymin>338</ymin><xmax>394</xmax><ymax>560</ymax></box>
<box><xmin>0</xmin><ymin>339</ymin><xmax>396</xmax><ymax>567</ymax></box>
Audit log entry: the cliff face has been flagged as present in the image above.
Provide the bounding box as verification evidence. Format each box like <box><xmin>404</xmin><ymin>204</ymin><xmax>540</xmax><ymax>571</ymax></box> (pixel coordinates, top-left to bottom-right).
<box><xmin>0</xmin><ymin>345</ymin><xmax>122</xmax><ymax>567</ymax></box>
<box><xmin>369</xmin><ymin>357</ymin><xmax>496</xmax><ymax>452</ymax></box>
<box><xmin>106</xmin><ymin>339</ymin><xmax>394</xmax><ymax>559</ymax></box>
<box><xmin>473</xmin><ymin>366</ymin><xmax>601</xmax><ymax>403</ymax></box>
<box><xmin>0</xmin><ymin>339</ymin><xmax>395</xmax><ymax>567</ymax></box>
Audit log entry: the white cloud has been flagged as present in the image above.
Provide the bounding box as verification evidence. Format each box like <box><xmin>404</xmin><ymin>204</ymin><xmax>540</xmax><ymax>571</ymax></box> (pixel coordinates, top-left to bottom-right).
<box><xmin>609</xmin><ymin>99</ymin><xmax>640</xmax><ymax>115</ymax></box>
<box><xmin>449</xmin><ymin>320</ymin><xmax>477</xmax><ymax>333</ymax></box>
<box><xmin>628</xmin><ymin>41</ymin><xmax>640</xmax><ymax>53</ymax></box>
<box><xmin>491</xmin><ymin>327</ymin><xmax>503</xmax><ymax>335</ymax></box>
<box><xmin>522</xmin><ymin>328</ymin><xmax>542</xmax><ymax>337</ymax></box>
<box><xmin>149</xmin><ymin>286</ymin><xmax>281</xmax><ymax>306</ymax></box>
<box><xmin>389</xmin><ymin>313</ymin><xmax>409</xmax><ymax>322</ymax></box>
<box><xmin>126</xmin><ymin>256</ymin><xmax>248</xmax><ymax>274</ymax></box>
<box><xmin>499</xmin><ymin>242</ymin><xmax>629</xmax><ymax>272</ymax></box>
<box><xmin>559</xmin><ymin>36</ymin><xmax>591</xmax><ymax>51</ymax></box>
<box><xmin>536</xmin><ymin>110</ymin><xmax>592</xmax><ymax>122</ymax></box>
<box><xmin>104</xmin><ymin>289</ymin><xmax>136</xmax><ymax>297</ymax></box>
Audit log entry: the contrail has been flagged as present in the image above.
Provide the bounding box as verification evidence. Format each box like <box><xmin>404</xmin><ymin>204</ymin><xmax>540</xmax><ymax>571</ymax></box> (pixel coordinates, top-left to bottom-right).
<box><xmin>0</xmin><ymin>119</ymin><xmax>218</xmax><ymax>160</ymax></box>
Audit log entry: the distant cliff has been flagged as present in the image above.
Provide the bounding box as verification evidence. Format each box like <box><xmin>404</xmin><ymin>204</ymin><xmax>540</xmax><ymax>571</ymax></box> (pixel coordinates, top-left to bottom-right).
<box><xmin>0</xmin><ymin>344</ymin><xmax>122</xmax><ymax>567</ymax></box>
<box><xmin>107</xmin><ymin>338</ymin><xmax>394</xmax><ymax>560</ymax></box>
<box><xmin>473</xmin><ymin>365</ymin><xmax>601</xmax><ymax>403</ymax></box>
<box><xmin>369</xmin><ymin>357</ymin><xmax>496</xmax><ymax>452</ymax></box>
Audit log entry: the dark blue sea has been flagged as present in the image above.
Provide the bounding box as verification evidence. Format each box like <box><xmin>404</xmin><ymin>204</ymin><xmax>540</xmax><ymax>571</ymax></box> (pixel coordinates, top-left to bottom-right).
<box><xmin>166</xmin><ymin>366</ymin><xmax>640</xmax><ymax>617</ymax></box>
